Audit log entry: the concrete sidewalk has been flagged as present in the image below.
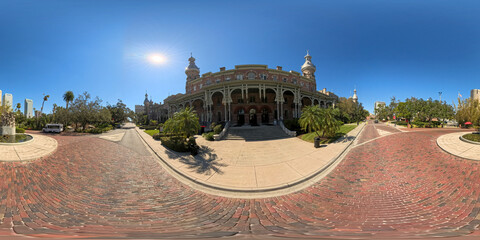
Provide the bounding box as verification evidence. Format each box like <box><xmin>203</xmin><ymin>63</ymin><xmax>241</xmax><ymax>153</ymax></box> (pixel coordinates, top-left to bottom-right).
<box><xmin>437</xmin><ymin>132</ymin><xmax>480</xmax><ymax>161</ymax></box>
<box><xmin>136</xmin><ymin>123</ymin><xmax>365</xmax><ymax>195</ymax></box>
<box><xmin>0</xmin><ymin>134</ymin><xmax>58</xmax><ymax>162</ymax></box>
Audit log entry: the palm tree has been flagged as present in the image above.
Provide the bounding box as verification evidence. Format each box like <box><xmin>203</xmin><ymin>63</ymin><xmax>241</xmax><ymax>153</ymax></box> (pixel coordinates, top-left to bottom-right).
<box><xmin>40</xmin><ymin>94</ymin><xmax>50</xmax><ymax>115</ymax></box>
<box><xmin>164</xmin><ymin>107</ymin><xmax>200</xmax><ymax>138</ymax></box>
<box><xmin>15</xmin><ymin>103</ymin><xmax>21</xmax><ymax>112</ymax></box>
<box><xmin>299</xmin><ymin>105</ymin><xmax>340</xmax><ymax>139</ymax></box>
<box><xmin>320</xmin><ymin>108</ymin><xmax>340</xmax><ymax>138</ymax></box>
<box><xmin>299</xmin><ymin>105</ymin><xmax>322</xmax><ymax>138</ymax></box>
<box><xmin>63</xmin><ymin>91</ymin><xmax>74</xmax><ymax>110</ymax></box>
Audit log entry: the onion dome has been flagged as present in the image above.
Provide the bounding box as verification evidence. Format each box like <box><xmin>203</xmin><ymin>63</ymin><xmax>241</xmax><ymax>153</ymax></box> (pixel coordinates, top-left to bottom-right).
<box><xmin>301</xmin><ymin>51</ymin><xmax>316</xmax><ymax>73</ymax></box>
<box><xmin>185</xmin><ymin>54</ymin><xmax>200</xmax><ymax>74</ymax></box>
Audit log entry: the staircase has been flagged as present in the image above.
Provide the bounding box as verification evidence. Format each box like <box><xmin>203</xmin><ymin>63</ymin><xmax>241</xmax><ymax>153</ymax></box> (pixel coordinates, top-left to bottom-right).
<box><xmin>224</xmin><ymin>125</ymin><xmax>291</xmax><ymax>141</ymax></box>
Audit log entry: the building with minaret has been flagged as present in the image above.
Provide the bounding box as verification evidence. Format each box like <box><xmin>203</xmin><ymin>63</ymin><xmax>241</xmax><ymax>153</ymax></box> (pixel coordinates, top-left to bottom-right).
<box><xmin>352</xmin><ymin>89</ymin><xmax>358</xmax><ymax>103</ymax></box>
<box><xmin>164</xmin><ymin>52</ymin><xmax>338</xmax><ymax>126</ymax></box>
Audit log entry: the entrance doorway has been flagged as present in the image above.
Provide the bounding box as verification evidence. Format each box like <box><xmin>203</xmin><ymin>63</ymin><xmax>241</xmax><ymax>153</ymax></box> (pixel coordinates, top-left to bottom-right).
<box><xmin>261</xmin><ymin>108</ymin><xmax>269</xmax><ymax>124</ymax></box>
<box><xmin>237</xmin><ymin>109</ymin><xmax>245</xmax><ymax>126</ymax></box>
<box><xmin>249</xmin><ymin>109</ymin><xmax>258</xmax><ymax>126</ymax></box>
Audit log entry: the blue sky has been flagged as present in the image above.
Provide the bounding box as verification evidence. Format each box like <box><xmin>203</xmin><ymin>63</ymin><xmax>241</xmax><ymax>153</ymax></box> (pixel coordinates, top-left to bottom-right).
<box><xmin>1</xmin><ymin>0</ymin><xmax>479</xmax><ymax>114</ymax></box>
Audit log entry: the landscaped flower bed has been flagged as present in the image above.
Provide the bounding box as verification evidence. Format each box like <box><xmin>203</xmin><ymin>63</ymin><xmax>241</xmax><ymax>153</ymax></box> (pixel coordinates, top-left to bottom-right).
<box><xmin>463</xmin><ymin>133</ymin><xmax>480</xmax><ymax>143</ymax></box>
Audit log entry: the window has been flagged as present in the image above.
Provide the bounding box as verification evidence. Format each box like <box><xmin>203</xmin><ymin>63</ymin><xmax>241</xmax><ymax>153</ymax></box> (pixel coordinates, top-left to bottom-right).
<box><xmin>273</xmin><ymin>76</ymin><xmax>278</xmax><ymax>81</ymax></box>
<box><xmin>292</xmin><ymin>78</ymin><xmax>297</xmax><ymax>84</ymax></box>
<box><xmin>260</xmin><ymin>74</ymin><xmax>267</xmax><ymax>80</ymax></box>
<box><xmin>248</xmin><ymin>72</ymin><xmax>256</xmax><ymax>79</ymax></box>
<box><xmin>238</xmin><ymin>98</ymin><xmax>244</xmax><ymax>103</ymax></box>
<box><xmin>236</xmin><ymin>74</ymin><xmax>243</xmax><ymax>80</ymax></box>
<box><xmin>283</xmin><ymin>77</ymin><xmax>287</xmax><ymax>82</ymax></box>
<box><xmin>199</xmin><ymin>83</ymin><xmax>203</xmax><ymax>89</ymax></box>
<box><xmin>226</xmin><ymin>76</ymin><xmax>231</xmax><ymax>81</ymax></box>
<box><xmin>300</xmin><ymin>82</ymin><xmax>304</xmax><ymax>87</ymax></box>
<box><xmin>193</xmin><ymin>85</ymin><xmax>197</xmax><ymax>91</ymax></box>
<box><xmin>249</xmin><ymin>96</ymin><xmax>256</xmax><ymax>103</ymax></box>
<box><xmin>206</xmin><ymin>80</ymin><xmax>211</xmax><ymax>85</ymax></box>
<box><xmin>216</xmin><ymin>79</ymin><xmax>220</xmax><ymax>84</ymax></box>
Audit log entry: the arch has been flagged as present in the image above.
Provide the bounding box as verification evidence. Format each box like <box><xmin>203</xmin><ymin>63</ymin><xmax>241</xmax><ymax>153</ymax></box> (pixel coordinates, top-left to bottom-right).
<box><xmin>313</xmin><ymin>99</ymin><xmax>319</xmax><ymax>105</ymax></box>
<box><xmin>301</xmin><ymin>96</ymin><xmax>312</xmax><ymax>107</ymax></box>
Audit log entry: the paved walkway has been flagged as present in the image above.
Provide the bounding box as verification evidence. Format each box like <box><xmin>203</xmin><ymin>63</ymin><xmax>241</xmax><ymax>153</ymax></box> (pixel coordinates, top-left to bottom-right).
<box><xmin>437</xmin><ymin>131</ymin><xmax>480</xmax><ymax>161</ymax></box>
<box><xmin>3</xmin><ymin>122</ymin><xmax>480</xmax><ymax>238</ymax></box>
<box><xmin>0</xmin><ymin>134</ymin><xmax>57</xmax><ymax>162</ymax></box>
<box><xmin>136</xmin><ymin>123</ymin><xmax>365</xmax><ymax>194</ymax></box>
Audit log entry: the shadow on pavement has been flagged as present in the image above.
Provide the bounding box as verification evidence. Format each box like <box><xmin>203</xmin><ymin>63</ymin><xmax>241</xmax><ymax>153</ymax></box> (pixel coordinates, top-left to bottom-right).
<box><xmin>165</xmin><ymin>146</ymin><xmax>227</xmax><ymax>175</ymax></box>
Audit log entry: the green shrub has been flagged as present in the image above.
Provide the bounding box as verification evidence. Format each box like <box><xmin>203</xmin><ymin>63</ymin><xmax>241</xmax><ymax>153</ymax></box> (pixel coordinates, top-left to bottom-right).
<box><xmin>143</xmin><ymin>125</ymin><xmax>157</xmax><ymax>130</ymax></box>
<box><xmin>153</xmin><ymin>133</ymin><xmax>162</xmax><ymax>140</ymax></box>
<box><xmin>203</xmin><ymin>132</ymin><xmax>215</xmax><ymax>141</ymax></box>
<box><xmin>15</xmin><ymin>127</ymin><xmax>25</xmax><ymax>133</ymax></box>
<box><xmin>395</xmin><ymin>121</ymin><xmax>408</xmax><ymax>126</ymax></box>
<box><xmin>159</xmin><ymin>136</ymin><xmax>189</xmax><ymax>152</ymax></box>
<box><xmin>213</xmin><ymin>125</ymin><xmax>223</xmax><ymax>134</ymax></box>
<box><xmin>463</xmin><ymin>133</ymin><xmax>480</xmax><ymax>142</ymax></box>
<box><xmin>284</xmin><ymin>119</ymin><xmax>300</xmax><ymax>131</ymax></box>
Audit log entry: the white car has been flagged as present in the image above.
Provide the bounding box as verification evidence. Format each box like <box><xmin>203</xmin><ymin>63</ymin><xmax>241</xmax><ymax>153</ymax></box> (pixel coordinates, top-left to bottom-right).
<box><xmin>43</xmin><ymin>124</ymin><xmax>63</xmax><ymax>133</ymax></box>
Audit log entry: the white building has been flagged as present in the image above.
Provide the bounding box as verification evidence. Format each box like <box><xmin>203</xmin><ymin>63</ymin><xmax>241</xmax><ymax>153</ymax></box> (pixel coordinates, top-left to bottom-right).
<box><xmin>2</xmin><ymin>93</ymin><xmax>13</xmax><ymax>110</ymax></box>
<box><xmin>472</xmin><ymin>89</ymin><xmax>480</xmax><ymax>102</ymax></box>
<box><xmin>24</xmin><ymin>99</ymin><xmax>33</xmax><ymax>118</ymax></box>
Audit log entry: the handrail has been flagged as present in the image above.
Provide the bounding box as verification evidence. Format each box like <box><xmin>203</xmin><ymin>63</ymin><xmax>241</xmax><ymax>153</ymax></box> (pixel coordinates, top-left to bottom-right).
<box><xmin>279</xmin><ymin>121</ymin><xmax>297</xmax><ymax>137</ymax></box>
<box><xmin>213</xmin><ymin>121</ymin><xmax>230</xmax><ymax>141</ymax></box>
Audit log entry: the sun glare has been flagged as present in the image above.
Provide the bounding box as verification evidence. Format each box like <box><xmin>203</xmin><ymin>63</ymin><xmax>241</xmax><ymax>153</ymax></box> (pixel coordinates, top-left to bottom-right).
<box><xmin>147</xmin><ymin>54</ymin><xmax>165</xmax><ymax>64</ymax></box>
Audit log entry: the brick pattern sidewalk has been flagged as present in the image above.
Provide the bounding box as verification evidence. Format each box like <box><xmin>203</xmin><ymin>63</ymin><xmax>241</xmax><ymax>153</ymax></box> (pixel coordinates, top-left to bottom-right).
<box><xmin>1</xmin><ymin>126</ymin><xmax>480</xmax><ymax>238</ymax></box>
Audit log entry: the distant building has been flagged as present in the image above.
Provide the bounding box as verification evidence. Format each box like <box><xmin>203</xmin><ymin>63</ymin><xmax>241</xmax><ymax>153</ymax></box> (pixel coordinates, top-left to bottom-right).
<box><xmin>352</xmin><ymin>89</ymin><xmax>358</xmax><ymax>103</ymax></box>
<box><xmin>374</xmin><ymin>101</ymin><xmax>386</xmax><ymax>115</ymax></box>
<box><xmin>2</xmin><ymin>93</ymin><xmax>13</xmax><ymax>110</ymax></box>
<box><xmin>0</xmin><ymin>89</ymin><xmax>2</xmax><ymax>106</ymax></box>
<box><xmin>24</xmin><ymin>99</ymin><xmax>33</xmax><ymax>118</ymax></box>
<box><xmin>472</xmin><ymin>89</ymin><xmax>480</xmax><ymax>102</ymax></box>
<box><xmin>135</xmin><ymin>93</ymin><xmax>169</xmax><ymax>123</ymax></box>
<box><xmin>135</xmin><ymin>105</ymin><xmax>145</xmax><ymax>114</ymax></box>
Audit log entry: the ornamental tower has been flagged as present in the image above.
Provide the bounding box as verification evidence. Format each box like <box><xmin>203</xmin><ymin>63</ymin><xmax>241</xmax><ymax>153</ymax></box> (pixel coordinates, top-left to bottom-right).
<box><xmin>185</xmin><ymin>53</ymin><xmax>200</xmax><ymax>81</ymax></box>
<box><xmin>352</xmin><ymin>89</ymin><xmax>358</xmax><ymax>103</ymax></box>
<box><xmin>301</xmin><ymin>51</ymin><xmax>316</xmax><ymax>80</ymax></box>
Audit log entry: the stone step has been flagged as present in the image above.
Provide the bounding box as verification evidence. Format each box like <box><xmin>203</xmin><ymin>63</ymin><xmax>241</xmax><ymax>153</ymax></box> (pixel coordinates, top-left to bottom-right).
<box><xmin>224</xmin><ymin>125</ymin><xmax>290</xmax><ymax>141</ymax></box>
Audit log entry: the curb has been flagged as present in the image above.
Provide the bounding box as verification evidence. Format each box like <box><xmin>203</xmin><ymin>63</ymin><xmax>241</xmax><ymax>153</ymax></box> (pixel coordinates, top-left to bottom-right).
<box><xmin>460</xmin><ymin>134</ymin><xmax>480</xmax><ymax>145</ymax></box>
<box><xmin>436</xmin><ymin>133</ymin><xmax>480</xmax><ymax>161</ymax></box>
<box><xmin>135</xmin><ymin>123</ymin><xmax>366</xmax><ymax>196</ymax></box>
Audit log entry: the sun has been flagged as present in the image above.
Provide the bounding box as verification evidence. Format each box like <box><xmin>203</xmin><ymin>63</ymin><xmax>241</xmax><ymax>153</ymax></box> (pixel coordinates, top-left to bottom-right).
<box><xmin>147</xmin><ymin>54</ymin><xmax>165</xmax><ymax>64</ymax></box>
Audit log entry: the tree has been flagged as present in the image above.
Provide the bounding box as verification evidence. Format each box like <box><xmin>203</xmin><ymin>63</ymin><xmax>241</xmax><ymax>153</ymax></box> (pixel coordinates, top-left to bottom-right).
<box><xmin>63</xmin><ymin>91</ymin><xmax>74</xmax><ymax>110</ymax></box>
<box><xmin>299</xmin><ymin>106</ymin><xmax>340</xmax><ymax>138</ymax></box>
<box><xmin>40</xmin><ymin>94</ymin><xmax>50</xmax><ymax>115</ymax></box>
<box><xmin>107</xmin><ymin>99</ymin><xmax>133</xmax><ymax>126</ymax></box>
<box><xmin>70</xmin><ymin>92</ymin><xmax>111</xmax><ymax>131</ymax></box>
<box><xmin>455</xmin><ymin>97</ymin><xmax>480</xmax><ymax>127</ymax></box>
<box><xmin>15</xmin><ymin>103</ymin><xmax>21</xmax><ymax>112</ymax></box>
<box><xmin>163</xmin><ymin>107</ymin><xmax>200</xmax><ymax>138</ymax></box>
<box><xmin>299</xmin><ymin>105</ymin><xmax>322</xmax><ymax>138</ymax></box>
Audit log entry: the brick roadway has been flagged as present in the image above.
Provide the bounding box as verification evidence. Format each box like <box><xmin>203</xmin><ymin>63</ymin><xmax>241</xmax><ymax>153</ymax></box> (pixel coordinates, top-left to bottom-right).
<box><xmin>1</xmin><ymin>125</ymin><xmax>480</xmax><ymax>239</ymax></box>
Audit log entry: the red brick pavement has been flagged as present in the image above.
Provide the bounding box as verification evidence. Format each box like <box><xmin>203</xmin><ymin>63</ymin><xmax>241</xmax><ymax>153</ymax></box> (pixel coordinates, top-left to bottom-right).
<box><xmin>1</xmin><ymin>126</ymin><xmax>480</xmax><ymax>239</ymax></box>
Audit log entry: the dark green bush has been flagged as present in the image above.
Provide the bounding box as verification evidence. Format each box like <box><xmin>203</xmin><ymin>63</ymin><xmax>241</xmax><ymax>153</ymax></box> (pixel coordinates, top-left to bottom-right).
<box><xmin>159</xmin><ymin>136</ymin><xmax>189</xmax><ymax>152</ymax></box>
<box><xmin>203</xmin><ymin>132</ymin><xmax>215</xmax><ymax>141</ymax></box>
<box><xmin>143</xmin><ymin>125</ymin><xmax>157</xmax><ymax>130</ymax></box>
<box><xmin>284</xmin><ymin>119</ymin><xmax>300</xmax><ymax>131</ymax></box>
<box><xmin>213</xmin><ymin>125</ymin><xmax>223</xmax><ymax>134</ymax></box>
<box><xmin>15</xmin><ymin>127</ymin><xmax>25</xmax><ymax>133</ymax></box>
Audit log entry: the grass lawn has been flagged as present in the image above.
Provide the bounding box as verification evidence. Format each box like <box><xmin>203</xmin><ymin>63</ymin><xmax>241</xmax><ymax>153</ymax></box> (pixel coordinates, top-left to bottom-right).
<box><xmin>300</xmin><ymin>124</ymin><xmax>358</xmax><ymax>143</ymax></box>
<box><xmin>463</xmin><ymin>133</ymin><xmax>480</xmax><ymax>142</ymax></box>
<box><xmin>144</xmin><ymin>129</ymin><xmax>159</xmax><ymax>136</ymax></box>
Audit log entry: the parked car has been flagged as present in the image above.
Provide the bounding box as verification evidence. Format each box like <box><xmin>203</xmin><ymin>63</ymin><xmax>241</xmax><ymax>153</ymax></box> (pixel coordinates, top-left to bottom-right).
<box><xmin>374</xmin><ymin>120</ymin><xmax>379</xmax><ymax>123</ymax></box>
<box><xmin>43</xmin><ymin>124</ymin><xmax>63</xmax><ymax>133</ymax></box>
